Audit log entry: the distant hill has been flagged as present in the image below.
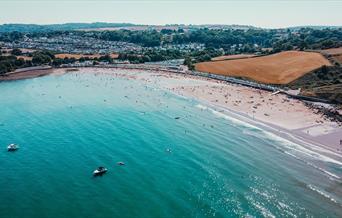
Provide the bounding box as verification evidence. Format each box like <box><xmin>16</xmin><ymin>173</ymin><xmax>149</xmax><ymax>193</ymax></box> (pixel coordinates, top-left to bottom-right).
<box><xmin>288</xmin><ymin>26</ymin><xmax>342</xmax><ymax>31</ymax></box>
<box><xmin>1</xmin><ymin>23</ymin><xmax>340</xmax><ymax>33</ymax></box>
<box><xmin>0</xmin><ymin>22</ymin><xmax>137</xmax><ymax>32</ymax></box>
<box><xmin>0</xmin><ymin>23</ymin><xmax>260</xmax><ymax>33</ymax></box>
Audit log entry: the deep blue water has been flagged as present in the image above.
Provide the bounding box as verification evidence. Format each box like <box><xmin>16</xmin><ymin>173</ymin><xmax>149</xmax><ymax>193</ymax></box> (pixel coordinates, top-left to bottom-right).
<box><xmin>0</xmin><ymin>71</ymin><xmax>341</xmax><ymax>218</ymax></box>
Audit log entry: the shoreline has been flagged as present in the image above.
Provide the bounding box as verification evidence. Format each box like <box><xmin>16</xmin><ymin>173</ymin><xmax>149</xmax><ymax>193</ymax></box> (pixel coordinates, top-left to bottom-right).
<box><xmin>0</xmin><ymin>68</ymin><xmax>53</xmax><ymax>81</ymax></box>
<box><xmin>123</xmin><ymin>68</ymin><xmax>342</xmax><ymax>162</ymax></box>
<box><xmin>193</xmin><ymin>97</ymin><xmax>342</xmax><ymax>165</ymax></box>
<box><xmin>1</xmin><ymin>66</ymin><xmax>341</xmax><ymax>169</ymax></box>
<box><xmin>162</xmin><ymin>80</ymin><xmax>342</xmax><ymax>173</ymax></box>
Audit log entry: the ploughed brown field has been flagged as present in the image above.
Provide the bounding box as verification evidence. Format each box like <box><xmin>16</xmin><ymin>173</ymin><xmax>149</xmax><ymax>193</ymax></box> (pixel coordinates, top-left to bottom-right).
<box><xmin>55</xmin><ymin>53</ymin><xmax>119</xmax><ymax>59</ymax></box>
<box><xmin>195</xmin><ymin>51</ymin><xmax>332</xmax><ymax>84</ymax></box>
<box><xmin>319</xmin><ymin>47</ymin><xmax>342</xmax><ymax>64</ymax></box>
<box><xmin>211</xmin><ymin>54</ymin><xmax>256</xmax><ymax>61</ymax></box>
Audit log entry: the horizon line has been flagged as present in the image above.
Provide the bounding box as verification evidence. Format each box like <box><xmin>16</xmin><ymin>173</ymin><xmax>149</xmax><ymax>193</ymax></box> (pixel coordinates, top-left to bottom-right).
<box><xmin>0</xmin><ymin>22</ymin><xmax>341</xmax><ymax>30</ymax></box>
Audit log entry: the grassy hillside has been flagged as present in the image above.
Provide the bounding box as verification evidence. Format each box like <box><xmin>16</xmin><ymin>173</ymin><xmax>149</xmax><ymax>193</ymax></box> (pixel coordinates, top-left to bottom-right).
<box><xmin>288</xmin><ymin>66</ymin><xmax>342</xmax><ymax>103</ymax></box>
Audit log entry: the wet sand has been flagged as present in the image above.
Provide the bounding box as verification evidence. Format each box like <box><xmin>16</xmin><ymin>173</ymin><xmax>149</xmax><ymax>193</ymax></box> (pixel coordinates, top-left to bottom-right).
<box><xmin>0</xmin><ymin>69</ymin><xmax>53</xmax><ymax>81</ymax></box>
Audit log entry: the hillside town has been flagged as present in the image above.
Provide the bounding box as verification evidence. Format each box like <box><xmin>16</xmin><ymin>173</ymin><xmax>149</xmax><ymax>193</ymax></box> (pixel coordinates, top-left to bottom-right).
<box><xmin>1</xmin><ymin>33</ymin><xmax>206</xmax><ymax>55</ymax></box>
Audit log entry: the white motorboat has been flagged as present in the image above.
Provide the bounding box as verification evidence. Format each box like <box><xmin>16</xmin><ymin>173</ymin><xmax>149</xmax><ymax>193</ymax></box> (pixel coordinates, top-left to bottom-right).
<box><xmin>7</xmin><ymin>143</ymin><xmax>19</xmax><ymax>151</ymax></box>
<box><xmin>93</xmin><ymin>167</ymin><xmax>107</xmax><ymax>176</ymax></box>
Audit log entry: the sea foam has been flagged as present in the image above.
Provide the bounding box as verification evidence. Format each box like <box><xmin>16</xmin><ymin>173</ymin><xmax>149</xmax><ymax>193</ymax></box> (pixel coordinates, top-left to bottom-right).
<box><xmin>195</xmin><ymin>103</ymin><xmax>342</xmax><ymax>180</ymax></box>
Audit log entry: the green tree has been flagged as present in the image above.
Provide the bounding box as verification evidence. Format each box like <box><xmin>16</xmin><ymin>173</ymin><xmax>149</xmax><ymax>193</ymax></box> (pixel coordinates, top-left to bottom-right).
<box><xmin>11</xmin><ymin>48</ymin><xmax>22</xmax><ymax>56</ymax></box>
<box><xmin>32</xmin><ymin>53</ymin><xmax>51</xmax><ymax>65</ymax></box>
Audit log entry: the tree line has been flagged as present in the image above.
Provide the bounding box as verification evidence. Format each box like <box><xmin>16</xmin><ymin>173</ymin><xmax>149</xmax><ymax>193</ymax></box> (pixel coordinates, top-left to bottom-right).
<box><xmin>3</xmin><ymin>27</ymin><xmax>341</xmax><ymax>51</ymax></box>
<box><xmin>82</xmin><ymin>27</ymin><xmax>342</xmax><ymax>51</ymax></box>
<box><xmin>0</xmin><ymin>49</ymin><xmax>116</xmax><ymax>75</ymax></box>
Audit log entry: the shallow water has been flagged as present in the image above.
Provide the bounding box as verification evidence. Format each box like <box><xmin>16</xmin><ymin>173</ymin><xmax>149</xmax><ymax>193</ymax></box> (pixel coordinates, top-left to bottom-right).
<box><xmin>0</xmin><ymin>71</ymin><xmax>341</xmax><ymax>218</ymax></box>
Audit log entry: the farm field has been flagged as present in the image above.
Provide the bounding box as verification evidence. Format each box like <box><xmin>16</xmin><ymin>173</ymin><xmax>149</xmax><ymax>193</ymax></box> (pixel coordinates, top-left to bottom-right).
<box><xmin>16</xmin><ymin>56</ymin><xmax>33</xmax><ymax>61</ymax></box>
<box><xmin>319</xmin><ymin>47</ymin><xmax>342</xmax><ymax>64</ymax></box>
<box><xmin>320</xmin><ymin>47</ymin><xmax>342</xmax><ymax>55</ymax></box>
<box><xmin>211</xmin><ymin>54</ymin><xmax>256</xmax><ymax>61</ymax></box>
<box><xmin>195</xmin><ymin>51</ymin><xmax>332</xmax><ymax>84</ymax></box>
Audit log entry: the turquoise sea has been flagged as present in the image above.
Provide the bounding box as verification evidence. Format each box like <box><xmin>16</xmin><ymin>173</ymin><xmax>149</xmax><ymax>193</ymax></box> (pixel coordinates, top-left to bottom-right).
<box><xmin>0</xmin><ymin>71</ymin><xmax>341</xmax><ymax>218</ymax></box>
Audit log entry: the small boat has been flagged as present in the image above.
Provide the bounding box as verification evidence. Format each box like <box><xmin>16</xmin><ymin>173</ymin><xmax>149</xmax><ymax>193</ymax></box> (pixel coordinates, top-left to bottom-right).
<box><xmin>7</xmin><ymin>144</ymin><xmax>19</xmax><ymax>152</ymax></box>
<box><xmin>117</xmin><ymin>162</ymin><xmax>125</xmax><ymax>166</ymax></box>
<box><xmin>93</xmin><ymin>167</ymin><xmax>107</xmax><ymax>176</ymax></box>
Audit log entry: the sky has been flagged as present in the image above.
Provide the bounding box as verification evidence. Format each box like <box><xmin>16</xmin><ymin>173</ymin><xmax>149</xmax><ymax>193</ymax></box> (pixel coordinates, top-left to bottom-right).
<box><xmin>0</xmin><ymin>0</ymin><xmax>341</xmax><ymax>28</ymax></box>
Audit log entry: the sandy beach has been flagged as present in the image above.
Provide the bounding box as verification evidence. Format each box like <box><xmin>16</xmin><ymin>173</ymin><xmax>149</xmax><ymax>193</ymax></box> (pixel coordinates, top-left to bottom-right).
<box><xmin>154</xmin><ymin>72</ymin><xmax>340</xmax><ymax>154</ymax></box>
<box><xmin>65</xmin><ymin>67</ymin><xmax>342</xmax><ymax>160</ymax></box>
<box><xmin>4</xmin><ymin>67</ymin><xmax>342</xmax><ymax>161</ymax></box>
<box><xmin>165</xmin><ymin>75</ymin><xmax>342</xmax><ymax>159</ymax></box>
